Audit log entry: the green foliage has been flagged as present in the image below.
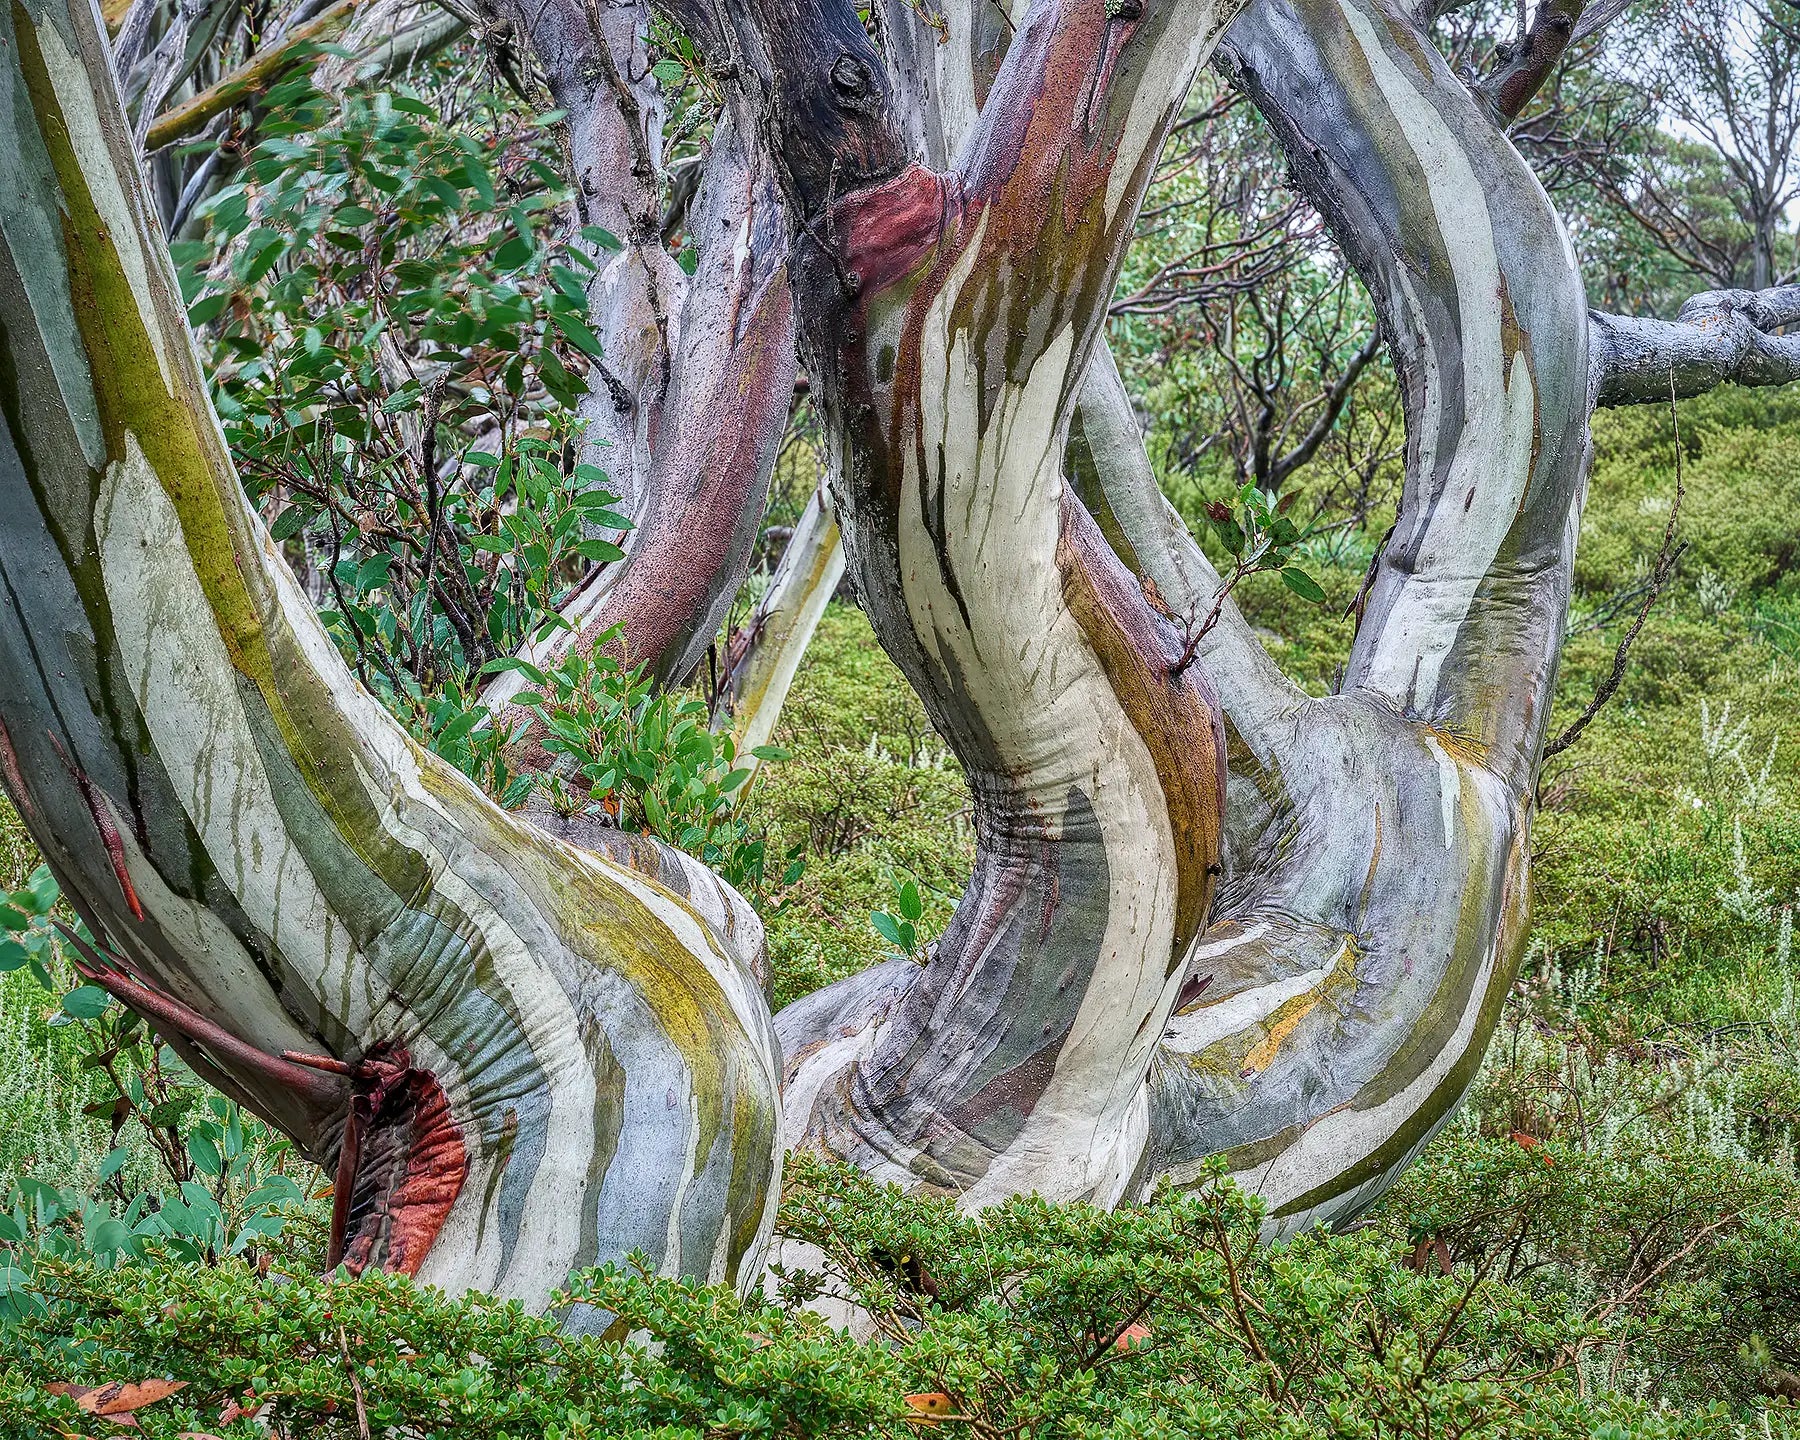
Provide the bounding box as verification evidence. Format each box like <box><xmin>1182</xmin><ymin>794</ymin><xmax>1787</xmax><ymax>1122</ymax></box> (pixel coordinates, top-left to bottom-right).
<box><xmin>0</xmin><ymin>1158</ymin><xmax>1778</xmax><ymax>1439</ymax></box>
<box><xmin>870</xmin><ymin>876</ymin><xmax>928</xmax><ymax>961</ymax></box>
<box><xmin>2</xmin><ymin>1139</ymin><xmax>309</xmax><ymax>1285</ymax></box>
<box><xmin>514</xmin><ymin>646</ymin><xmax>798</xmax><ymax>894</ymax></box>
<box><xmin>1199</xmin><ymin>481</ymin><xmax>1326</xmax><ymax>610</ymax></box>
<box><xmin>179</xmin><ymin>77</ymin><xmax>624</xmax><ymax>728</ymax></box>
<box><xmin>0</xmin><ymin>864</ymin><xmax>63</xmax><ymax>993</ymax></box>
<box><xmin>746</xmin><ymin>607</ymin><xmax>972</xmax><ymax>1009</ymax></box>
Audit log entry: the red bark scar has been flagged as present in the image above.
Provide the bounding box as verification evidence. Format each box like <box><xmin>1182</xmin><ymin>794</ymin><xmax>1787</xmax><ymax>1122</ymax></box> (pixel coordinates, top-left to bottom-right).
<box><xmin>292</xmin><ymin>1042</ymin><xmax>469</xmax><ymax>1280</ymax></box>
<box><xmin>834</xmin><ymin>163</ymin><xmax>957</xmax><ymax>301</ymax></box>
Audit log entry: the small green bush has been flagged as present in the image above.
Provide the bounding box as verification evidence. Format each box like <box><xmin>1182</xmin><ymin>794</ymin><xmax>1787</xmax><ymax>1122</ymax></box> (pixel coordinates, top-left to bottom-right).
<box><xmin>2</xmin><ymin>1157</ymin><xmax>1776</xmax><ymax>1440</ymax></box>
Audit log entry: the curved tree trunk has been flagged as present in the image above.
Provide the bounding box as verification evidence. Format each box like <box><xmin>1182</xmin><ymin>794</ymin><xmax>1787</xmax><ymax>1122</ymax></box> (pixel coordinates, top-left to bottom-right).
<box><xmin>1126</xmin><ymin>0</ymin><xmax>1590</xmax><ymax>1232</ymax></box>
<box><xmin>14</xmin><ymin>0</ymin><xmax>1778</xmax><ymax>1337</ymax></box>
<box><xmin>0</xmin><ymin>0</ymin><xmax>779</xmax><ymax>1309</ymax></box>
<box><xmin>759</xmin><ymin>0</ymin><xmax>1593</xmax><ymax>1234</ymax></box>
<box><xmin>753</xmin><ymin>0</ymin><xmax>1234</xmax><ymax>1207</ymax></box>
<box><xmin>478</xmin><ymin>0</ymin><xmax>798</xmax><ymax>714</ymax></box>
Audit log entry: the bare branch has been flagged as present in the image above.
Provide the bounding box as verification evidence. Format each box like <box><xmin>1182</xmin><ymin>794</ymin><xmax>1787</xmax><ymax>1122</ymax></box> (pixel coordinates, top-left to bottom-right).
<box><xmin>1543</xmin><ymin>382</ymin><xmax>1688</xmax><ymax>762</ymax></box>
<box><xmin>1592</xmin><ymin>284</ymin><xmax>1800</xmax><ymax>406</ymax></box>
<box><xmin>1269</xmin><ymin>326</ymin><xmax>1383</xmax><ymax>489</ymax></box>
<box><xmin>1481</xmin><ymin>0</ymin><xmax>1582</xmax><ymax>122</ymax></box>
<box><xmin>1568</xmin><ymin>0</ymin><xmax>1631</xmax><ymax>42</ymax></box>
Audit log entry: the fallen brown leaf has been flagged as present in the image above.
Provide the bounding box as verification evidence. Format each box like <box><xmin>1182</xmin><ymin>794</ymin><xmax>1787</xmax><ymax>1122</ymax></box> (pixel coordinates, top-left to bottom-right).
<box><xmin>47</xmin><ymin>1378</ymin><xmax>188</xmax><ymax>1428</ymax></box>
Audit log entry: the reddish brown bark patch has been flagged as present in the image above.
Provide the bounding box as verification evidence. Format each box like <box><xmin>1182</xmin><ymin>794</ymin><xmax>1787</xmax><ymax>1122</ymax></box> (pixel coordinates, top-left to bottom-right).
<box><xmin>1057</xmin><ymin>490</ymin><xmax>1226</xmax><ymax>962</ymax></box>
<box><xmin>324</xmin><ymin>1043</ymin><xmax>469</xmax><ymax>1279</ymax></box>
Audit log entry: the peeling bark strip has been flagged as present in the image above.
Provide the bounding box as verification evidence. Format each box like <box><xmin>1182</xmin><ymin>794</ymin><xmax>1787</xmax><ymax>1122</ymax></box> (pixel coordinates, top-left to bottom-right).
<box><xmin>759</xmin><ymin>0</ymin><xmax>1234</xmax><ymax>1207</ymax></box>
<box><xmin>0</xmin><ymin>0</ymin><xmax>779</xmax><ymax>1307</ymax></box>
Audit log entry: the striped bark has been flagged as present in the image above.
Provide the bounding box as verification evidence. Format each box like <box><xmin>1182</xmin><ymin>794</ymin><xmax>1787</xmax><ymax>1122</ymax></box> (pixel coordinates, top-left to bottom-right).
<box><xmin>478</xmin><ymin>0</ymin><xmax>796</xmax><ymax>711</ymax></box>
<box><xmin>719</xmin><ymin>486</ymin><xmax>847</xmax><ymax>769</ymax></box>
<box><xmin>756</xmin><ymin>0</ymin><xmax>1599</xmax><ymax>1234</ymax></box>
<box><xmin>711</xmin><ymin>0</ymin><xmax>1014</xmax><ymax>775</ymax></box>
<box><xmin>752</xmin><ymin>0</ymin><xmax>1235</xmax><ymax>1207</ymax></box>
<box><xmin>0</xmin><ymin>0</ymin><xmax>779</xmax><ymax>1308</ymax></box>
<box><xmin>1103</xmin><ymin>0</ymin><xmax>1590</xmax><ymax>1232</ymax></box>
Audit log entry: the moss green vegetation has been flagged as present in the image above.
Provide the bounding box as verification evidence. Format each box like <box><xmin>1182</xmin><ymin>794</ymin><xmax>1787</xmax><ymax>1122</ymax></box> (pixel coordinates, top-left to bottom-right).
<box><xmin>745</xmin><ymin>607</ymin><xmax>974</xmax><ymax>1011</ymax></box>
<box><xmin>3</xmin><ymin>388</ymin><xmax>1799</xmax><ymax>1434</ymax></box>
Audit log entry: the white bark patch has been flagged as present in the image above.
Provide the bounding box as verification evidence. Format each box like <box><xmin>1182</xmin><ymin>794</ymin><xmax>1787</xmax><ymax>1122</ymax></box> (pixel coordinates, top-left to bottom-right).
<box><xmin>936</xmin><ymin>0</ymin><xmax>985</xmax><ymax>155</ymax></box>
<box><xmin>660</xmin><ymin>1086</ymin><xmax>703</xmax><ymax>1278</ymax></box>
<box><xmin>98</xmin><ymin>439</ymin><xmax>370</xmax><ymax>1041</ymax></box>
<box><xmin>1164</xmin><ymin>946</ymin><xmax>1342</xmax><ymax>1058</ymax></box>
<box><xmin>904</xmin><ymin>221</ymin><xmax>1181</xmax><ymax>1208</ymax></box>
<box><xmin>1423</xmin><ymin>733</ymin><xmax>1460</xmax><ymax>850</ymax></box>
<box><xmin>1342</xmin><ymin>4</ymin><xmax>1539</xmax><ymax>714</ymax></box>
<box><xmin>31</xmin><ymin>17</ymin><xmax>173</xmax><ymax>388</ymax></box>
<box><xmin>733</xmin><ymin>489</ymin><xmax>846</xmax><ymax>766</ymax></box>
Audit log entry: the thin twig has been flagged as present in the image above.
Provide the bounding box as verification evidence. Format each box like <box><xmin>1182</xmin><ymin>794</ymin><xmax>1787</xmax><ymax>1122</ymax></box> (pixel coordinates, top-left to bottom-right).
<box><xmin>1542</xmin><ymin>370</ymin><xmax>1688</xmax><ymax>762</ymax></box>
<box><xmin>339</xmin><ymin>1324</ymin><xmax>372</xmax><ymax>1440</ymax></box>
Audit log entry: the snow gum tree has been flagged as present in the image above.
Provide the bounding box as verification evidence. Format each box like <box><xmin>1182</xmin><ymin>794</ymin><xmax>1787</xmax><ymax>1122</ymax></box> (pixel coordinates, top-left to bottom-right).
<box><xmin>5</xmin><ymin>0</ymin><xmax>1800</xmax><ymax>1303</ymax></box>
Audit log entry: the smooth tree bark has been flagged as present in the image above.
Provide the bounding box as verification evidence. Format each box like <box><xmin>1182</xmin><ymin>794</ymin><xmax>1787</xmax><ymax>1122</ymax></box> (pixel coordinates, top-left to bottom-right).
<box><xmin>477</xmin><ymin>0</ymin><xmax>798</xmax><ymax>720</ymax></box>
<box><xmin>749</xmin><ymin>0</ymin><xmax>1236</xmax><ymax>1207</ymax></box>
<box><xmin>719</xmin><ymin>486</ymin><xmax>847</xmax><ymax>768</ymax></box>
<box><xmin>1132</xmin><ymin>0</ymin><xmax>1591</xmax><ymax>1230</ymax></box>
<box><xmin>0</xmin><ymin>0</ymin><xmax>780</xmax><ymax>1309</ymax></box>
<box><xmin>741</xmin><ymin>0</ymin><xmax>1800</xmax><ymax>1231</ymax></box>
<box><xmin>755</xmin><ymin>0</ymin><xmax>1561</xmax><ymax>1229</ymax></box>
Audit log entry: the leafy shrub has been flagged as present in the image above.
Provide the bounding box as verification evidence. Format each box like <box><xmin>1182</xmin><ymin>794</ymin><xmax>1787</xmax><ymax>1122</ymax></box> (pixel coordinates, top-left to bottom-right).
<box><xmin>179</xmin><ymin>76</ymin><xmax>626</xmax><ymax>741</ymax></box>
<box><xmin>512</xmin><ymin>646</ymin><xmax>799</xmax><ymax>895</ymax></box>
<box><xmin>0</xmin><ymin>1157</ymin><xmax>1776</xmax><ymax>1440</ymax></box>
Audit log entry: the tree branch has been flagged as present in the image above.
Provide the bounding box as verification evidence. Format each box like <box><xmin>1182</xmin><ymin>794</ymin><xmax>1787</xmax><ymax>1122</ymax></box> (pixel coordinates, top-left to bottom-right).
<box><xmin>1591</xmin><ymin>284</ymin><xmax>1800</xmax><ymax>406</ymax></box>
<box><xmin>1543</xmin><ymin>388</ymin><xmax>1687</xmax><ymax>763</ymax></box>
<box><xmin>1268</xmin><ymin>326</ymin><xmax>1383</xmax><ymax>489</ymax></box>
<box><xmin>1480</xmin><ymin>0</ymin><xmax>1582</xmax><ymax>122</ymax></box>
<box><xmin>144</xmin><ymin>0</ymin><xmax>359</xmax><ymax>152</ymax></box>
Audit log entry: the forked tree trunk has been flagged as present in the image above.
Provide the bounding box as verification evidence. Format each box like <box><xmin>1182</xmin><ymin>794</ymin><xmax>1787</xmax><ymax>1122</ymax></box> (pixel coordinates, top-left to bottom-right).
<box><xmin>0</xmin><ymin>0</ymin><xmax>779</xmax><ymax>1309</ymax></box>
<box><xmin>754</xmin><ymin>0</ymin><xmax>1589</xmax><ymax>1230</ymax></box>
<box><xmin>480</xmin><ymin>0</ymin><xmax>797</xmax><ymax>713</ymax></box>
<box><xmin>749</xmin><ymin>0</ymin><xmax>1800</xmax><ymax>1228</ymax></box>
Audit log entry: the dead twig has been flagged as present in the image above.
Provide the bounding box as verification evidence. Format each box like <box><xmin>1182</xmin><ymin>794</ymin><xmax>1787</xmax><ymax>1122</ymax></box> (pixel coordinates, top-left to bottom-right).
<box><xmin>1542</xmin><ymin>370</ymin><xmax>1688</xmax><ymax>762</ymax></box>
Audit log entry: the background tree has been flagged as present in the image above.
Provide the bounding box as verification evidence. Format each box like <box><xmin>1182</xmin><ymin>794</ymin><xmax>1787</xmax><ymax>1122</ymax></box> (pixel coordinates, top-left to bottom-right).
<box><xmin>1606</xmin><ymin>0</ymin><xmax>1800</xmax><ymax>293</ymax></box>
